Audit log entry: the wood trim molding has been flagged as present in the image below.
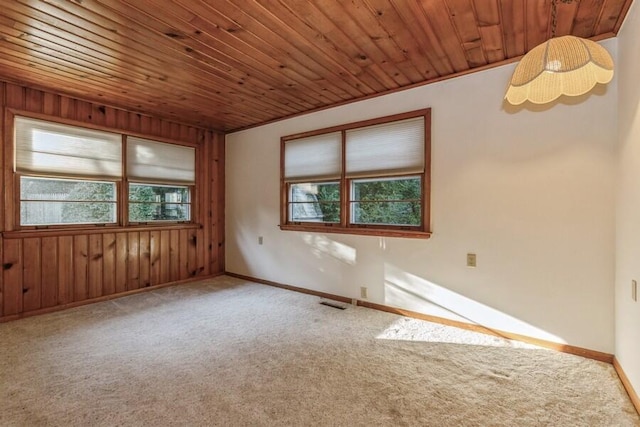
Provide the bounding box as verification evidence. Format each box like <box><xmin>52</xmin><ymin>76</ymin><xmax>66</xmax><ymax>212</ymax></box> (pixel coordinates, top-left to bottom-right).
<box><xmin>0</xmin><ymin>272</ymin><xmax>224</xmax><ymax>323</ymax></box>
<box><xmin>227</xmin><ymin>272</ymin><xmax>354</xmax><ymax>305</ymax></box>
<box><xmin>278</xmin><ymin>224</ymin><xmax>432</xmax><ymax>239</ymax></box>
<box><xmin>2</xmin><ymin>223</ymin><xmax>202</xmax><ymax>239</ymax></box>
<box><xmin>225</xmin><ymin>272</ymin><xmax>613</xmax><ymax>364</ymax></box>
<box><xmin>614</xmin><ymin>357</ymin><xmax>640</xmax><ymax>415</ymax></box>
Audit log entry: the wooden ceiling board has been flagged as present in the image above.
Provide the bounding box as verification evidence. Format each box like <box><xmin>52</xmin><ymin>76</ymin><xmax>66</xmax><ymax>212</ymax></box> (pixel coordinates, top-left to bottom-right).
<box><xmin>473</xmin><ymin>0</ymin><xmax>505</xmax><ymax>63</ymax></box>
<box><xmin>445</xmin><ymin>0</ymin><xmax>489</xmax><ymax>67</ymax></box>
<box><xmin>553</xmin><ymin>1</ymin><xmax>580</xmax><ymax>36</ymax></box>
<box><xmin>596</xmin><ymin>0</ymin><xmax>630</xmax><ymax>33</ymax></box>
<box><xmin>525</xmin><ymin>0</ymin><xmax>552</xmax><ymax>51</ymax></box>
<box><xmin>364</xmin><ymin>0</ymin><xmax>439</xmax><ymax>79</ymax></box>
<box><xmin>78</xmin><ymin>0</ymin><xmax>323</xmax><ymax>119</ymax></box>
<box><xmin>419</xmin><ymin>0</ymin><xmax>472</xmax><ymax>72</ymax></box>
<box><xmin>500</xmin><ymin>0</ymin><xmax>527</xmax><ymax>57</ymax></box>
<box><xmin>253</xmin><ymin>0</ymin><xmax>387</xmax><ymax>93</ymax></box>
<box><xmin>8</xmin><ymin>0</ymin><xmax>288</xmax><ymax>128</ymax></box>
<box><xmin>218</xmin><ymin>0</ymin><xmax>375</xmax><ymax>98</ymax></box>
<box><xmin>573</xmin><ymin>0</ymin><xmax>607</xmax><ymax>38</ymax></box>
<box><xmin>0</xmin><ymin>0</ymin><xmax>633</xmax><ymax>132</ymax></box>
<box><xmin>300</xmin><ymin>0</ymin><xmax>407</xmax><ymax>88</ymax></box>
<box><xmin>95</xmin><ymin>0</ymin><xmax>324</xmax><ymax>109</ymax></box>
<box><xmin>390</xmin><ymin>0</ymin><xmax>454</xmax><ymax>76</ymax></box>
<box><xmin>113</xmin><ymin>2</ymin><xmax>329</xmax><ymax>118</ymax></box>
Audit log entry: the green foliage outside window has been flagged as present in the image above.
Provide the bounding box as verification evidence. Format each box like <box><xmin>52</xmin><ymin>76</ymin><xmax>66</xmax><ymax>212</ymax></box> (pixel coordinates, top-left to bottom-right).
<box><xmin>20</xmin><ymin>177</ymin><xmax>116</xmax><ymax>225</ymax></box>
<box><xmin>62</xmin><ymin>181</ymin><xmax>116</xmax><ymax>223</ymax></box>
<box><xmin>352</xmin><ymin>177</ymin><xmax>421</xmax><ymax>226</ymax></box>
<box><xmin>128</xmin><ymin>185</ymin><xmax>159</xmax><ymax>221</ymax></box>
<box><xmin>290</xmin><ymin>176</ymin><xmax>421</xmax><ymax>226</ymax></box>
<box><xmin>129</xmin><ymin>184</ymin><xmax>190</xmax><ymax>222</ymax></box>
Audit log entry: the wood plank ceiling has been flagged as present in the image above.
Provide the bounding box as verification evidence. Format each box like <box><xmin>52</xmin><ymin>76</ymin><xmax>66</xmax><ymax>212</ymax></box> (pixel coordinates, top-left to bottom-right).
<box><xmin>0</xmin><ymin>0</ymin><xmax>634</xmax><ymax>132</ymax></box>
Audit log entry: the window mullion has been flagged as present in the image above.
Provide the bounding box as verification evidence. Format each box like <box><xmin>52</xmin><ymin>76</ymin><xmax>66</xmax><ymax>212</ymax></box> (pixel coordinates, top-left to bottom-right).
<box><xmin>121</xmin><ymin>135</ymin><xmax>128</xmax><ymax>227</ymax></box>
<box><xmin>340</xmin><ymin>130</ymin><xmax>348</xmax><ymax>228</ymax></box>
<box><xmin>422</xmin><ymin>111</ymin><xmax>431</xmax><ymax>231</ymax></box>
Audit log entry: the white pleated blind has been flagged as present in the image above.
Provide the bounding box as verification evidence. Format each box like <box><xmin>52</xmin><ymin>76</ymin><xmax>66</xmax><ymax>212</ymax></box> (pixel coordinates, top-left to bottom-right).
<box><xmin>15</xmin><ymin>116</ymin><xmax>122</xmax><ymax>178</ymax></box>
<box><xmin>345</xmin><ymin>117</ymin><xmax>424</xmax><ymax>178</ymax></box>
<box><xmin>284</xmin><ymin>132</ymin><xmax>342</xmax><ymax>182</ymax></box>
<box><xmin>127</xmin><ymin>137</ymin><xmax>195</xmax><ymax>184</ymax></box>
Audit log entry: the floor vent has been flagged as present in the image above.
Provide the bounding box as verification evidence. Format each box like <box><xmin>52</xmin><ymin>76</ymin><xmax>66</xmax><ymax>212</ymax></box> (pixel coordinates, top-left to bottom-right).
<box><xmin>320</xmin><ymin>301</ymin><xmax>347</xmax><ymax>310</ymax></box>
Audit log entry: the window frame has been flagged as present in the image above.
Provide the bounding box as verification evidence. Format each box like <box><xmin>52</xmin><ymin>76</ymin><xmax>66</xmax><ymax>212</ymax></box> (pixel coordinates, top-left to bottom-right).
<box><xmin>127</xmin><ymin>182</ymin><xmax>194</xmax><ymax>224</ymax></box>
<box><xmin>10</xmin><ymin>110</ymin><xmax>199</xmax><ymax>231</ymax></box>
<box><xmin>280</xmin><ymin>109</ymin><xmax>431</xmax><ymax>239</ymax></box>
<box><xmin>18</xmin><ymin>175</ymin><xmax>120</xmax><ymax>227</ymax></box>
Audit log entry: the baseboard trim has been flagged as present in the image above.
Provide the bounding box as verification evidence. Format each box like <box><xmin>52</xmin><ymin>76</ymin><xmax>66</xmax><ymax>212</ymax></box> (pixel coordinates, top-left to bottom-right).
<box><xmin>614</xmin><ymin>357</ymin><xmax>640</xmax><ymax>415</ymax></box>
<box><xmin>0</xmin><ymin>272</ymin><xmax>225</xmax><ymax>323</ymax></box>
<box><xmin>226</xmin><ymin>272</ymin><xmax>614</xmax><ymax>364</ymax></box>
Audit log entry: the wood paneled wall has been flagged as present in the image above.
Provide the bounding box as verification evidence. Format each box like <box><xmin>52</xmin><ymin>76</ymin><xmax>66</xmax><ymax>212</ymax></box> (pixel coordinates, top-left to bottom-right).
<box><xmin>0</xmin><ymin>81</ymin><xmax>225</xmax><ymax>320</ymax></box>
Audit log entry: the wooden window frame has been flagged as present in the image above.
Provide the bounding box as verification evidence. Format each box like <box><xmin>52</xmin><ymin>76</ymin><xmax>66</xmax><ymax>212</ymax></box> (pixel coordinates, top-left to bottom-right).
<box><xmin>280</xmin><ymin>109</ymin><xmax>432</xmax><ymax>239</ymax></box>
<box><xmin>9</xmin><ymin>110</ymin><xmax>199</xmax><ymax>232</ymax></box>
<box><xmin>127</xmin><ymin>182</ymin><xmax>195</xmax><ymax>225</ymax></box>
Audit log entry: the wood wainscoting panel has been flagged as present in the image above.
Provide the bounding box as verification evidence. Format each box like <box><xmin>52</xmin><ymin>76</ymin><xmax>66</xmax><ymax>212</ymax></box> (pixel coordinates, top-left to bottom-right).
<box><xmin>0</xmin><ymin>80</ymin><xmax>225</xmax><ymax>322</ymax></box>
<box><xmin>22</xmin><ymin>238</ymin><xmax>42</xmax><ymax>312</ymax></box>
<box><xmin>139</xmin><ymin>231</ymin><xmax>151</xmax><ymax>289</ymax></box>
<box><xmin>102</xmin><ymin>233</ymin><xmax>117</xmax><ymax>297</ymax></box>
<box><xmin>88</xmin><ymin>234</ymin><xmax>104</xmax><ymax>299</ymax></box>
<box><xmin>2</xmin><ymin>238</ymin><xmax>23</xmax><ymax>316</ymax></box>
<box><xmin>40</xmin><ymin>236</ymin><xmax>59</xmax><ymax>308</ymax></box>
<box><xmin>73</xmin><ymin>234</ymin><xmax>89</xmax><ymax>302</ymax></box>
<box><xmin>57</xmin><ymin>235</ymin><xmax>74</xmax><ymax>305</ymax></box>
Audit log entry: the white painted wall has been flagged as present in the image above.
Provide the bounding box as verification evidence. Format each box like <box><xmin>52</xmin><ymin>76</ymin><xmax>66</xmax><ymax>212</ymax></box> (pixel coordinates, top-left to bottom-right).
<box><xmin>616</xmin><ymin>0</ymin><xmax>640</xmax><ymax>397</ymax></box>
<box><xmin>226</xmin><ymin>39</ymin><xmax>618</xmax><ymax>353</ymax></box>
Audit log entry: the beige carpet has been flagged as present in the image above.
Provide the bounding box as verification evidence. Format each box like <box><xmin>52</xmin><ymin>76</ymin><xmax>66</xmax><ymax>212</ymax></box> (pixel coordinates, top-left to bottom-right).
<box><xmin>0</xmin><ymin>275</ymin><xmax>638</xmax><ymax>426</ymax></box>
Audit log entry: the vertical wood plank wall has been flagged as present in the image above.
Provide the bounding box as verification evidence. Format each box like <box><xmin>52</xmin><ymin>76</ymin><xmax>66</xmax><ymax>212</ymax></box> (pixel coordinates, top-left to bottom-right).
<box><xmin>0</xmin><ymin>81</ymin><xmax>225</xmax><ymax>320</ymax></box>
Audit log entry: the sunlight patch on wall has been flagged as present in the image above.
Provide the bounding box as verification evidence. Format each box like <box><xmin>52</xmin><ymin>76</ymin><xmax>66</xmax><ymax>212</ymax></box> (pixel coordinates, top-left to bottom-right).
<box><xmin>384</xmin><ymin>263</ymin><xmax>566</xmax><ymax>344</ymax></box>
<box><xmin>300</xmin><ymin>234</ymin><xmax>357</xmax><ymax>265</ymax></box>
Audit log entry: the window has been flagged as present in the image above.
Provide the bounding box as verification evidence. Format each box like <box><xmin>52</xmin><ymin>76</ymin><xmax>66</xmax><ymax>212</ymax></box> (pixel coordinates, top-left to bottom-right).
<box><xmin>14</xmin><ymin>115</ymin><xmax>196</xmax><ymax>228</ymax></box>
<box><xmin>129</xmin><ymin>183</ymin><xmax>191</xmax><ymax>222</ymax></box>
<box><xmin>351</xmin><ymin>176</ymin><xmax>422</xmax><ymax>226</ymax></box>
<box><xmin>281</xmin><ymin>109</ymin><xmax>431</xmax><ymax>238</ymax></box>
<box><xmin>20</xmin><ymin>177</ymin><xmax>117</xmax><ymax>226</ymax></box>
<box><xmin>15</xmin><ymin>116</ymin><xmax>122</xmax><ymax>227</ymax></box>
<box><xmin>126</xmin><ymin>137</ymin><xmax>195</xmax><ymax>223</ymax></box>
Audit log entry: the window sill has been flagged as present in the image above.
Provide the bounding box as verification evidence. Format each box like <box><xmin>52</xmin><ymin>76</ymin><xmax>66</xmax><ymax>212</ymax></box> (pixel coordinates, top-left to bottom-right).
<box><xmin>3</xmin><ymin>223</ymin><xmax>201</xmax><ymax>239</ymax></box>
<box><xmin>279</xmin><ymin>224</ymin><xmax>432</xmax><ymax>239</ymax></box>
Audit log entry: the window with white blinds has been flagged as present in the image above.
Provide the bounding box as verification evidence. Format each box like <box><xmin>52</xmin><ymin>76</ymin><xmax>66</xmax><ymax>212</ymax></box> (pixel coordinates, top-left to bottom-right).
<box><xmin>126</xmin><ymin>137</ymin><xmax>194</xmax><ymax>223</ymax></box>
<box><xmin>127</xmin><ymin>137</ymin><xmax>195</xmax><ymax>184</ymax></box>
<box><xmin>14</xmin><ymin>115</ymin><xmax>197</xmax><ymax>227</ymax></box>
<box><xmin>281</xmin><ymin>109</ymin><xmax>431</xmax><ymax>237</ymax></box>
<box><xmin>284</xmin><ymin>132</ymin><xmax>342</xmax><ymax>182</ymax></box>
<box><xmin>345</xmin><ymin>117</ymin><xmax>424</xmax><ymax>178</ymax></box>
<box><xmin>15</xmin><ymin>116</ymin><xmax>122</xmax><ymax>179</ymax></box>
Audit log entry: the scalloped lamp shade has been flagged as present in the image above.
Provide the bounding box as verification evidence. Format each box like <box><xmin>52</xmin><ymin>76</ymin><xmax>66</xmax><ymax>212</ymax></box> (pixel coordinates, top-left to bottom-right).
<box><xmin>505</xmin><ymin>35</ymin><xmax>614</xmax><ymax>105</ymax></box>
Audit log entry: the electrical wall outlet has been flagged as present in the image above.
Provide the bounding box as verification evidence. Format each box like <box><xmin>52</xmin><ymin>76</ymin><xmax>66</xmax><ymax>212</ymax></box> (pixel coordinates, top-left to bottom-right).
<box><xmin>360</xmin><ymin>286</ymin><xmax>368</xmax><ymax>299</ymax></box>
<box><xmin>467</xmin><ymin>253</ymin><xmax>477</xmax><ymax>267</ymax></box>
<box><xmin>258</xmin><ymin>236</ymin><xmax>263</xmax><ymax>245</ymax></box>
<box><xmin>633</xmin><ymin>280</ymin><xmax>638</xmax><ymax>302</ymax></box>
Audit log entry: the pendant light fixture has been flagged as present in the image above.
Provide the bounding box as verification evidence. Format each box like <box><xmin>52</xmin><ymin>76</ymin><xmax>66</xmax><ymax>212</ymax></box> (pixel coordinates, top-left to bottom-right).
<box><xmin>504</xmin><ymin>0</ymin><xmax>614</xmax><ymax>106</ymax></box>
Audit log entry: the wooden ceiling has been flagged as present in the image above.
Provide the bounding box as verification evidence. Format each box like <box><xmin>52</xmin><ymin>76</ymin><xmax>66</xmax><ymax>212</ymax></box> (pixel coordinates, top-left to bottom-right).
<box><xmin>0</xmin><ymin>0</ymin><xmax>634</xmax><ymax>132</ymax></box>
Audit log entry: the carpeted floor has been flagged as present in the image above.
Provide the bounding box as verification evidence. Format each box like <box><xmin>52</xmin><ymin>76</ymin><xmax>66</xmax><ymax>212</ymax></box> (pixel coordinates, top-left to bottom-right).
<box><xmin>0</xmin><ymin>275</ymin><xmax>638</xmax><ymax>426</ymax></box>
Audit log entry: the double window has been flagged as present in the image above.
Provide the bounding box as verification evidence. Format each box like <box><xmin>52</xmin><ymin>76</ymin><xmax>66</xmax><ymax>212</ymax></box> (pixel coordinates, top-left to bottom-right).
<box><xmin>281</xmin><ymin>109</ymin><xmax>431</xmax><ymax>238</ymax></box>
<box><xmin>15</xmin><ymin>116</ymin><xmax>195</xmax><ymax>227</ymax></box>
